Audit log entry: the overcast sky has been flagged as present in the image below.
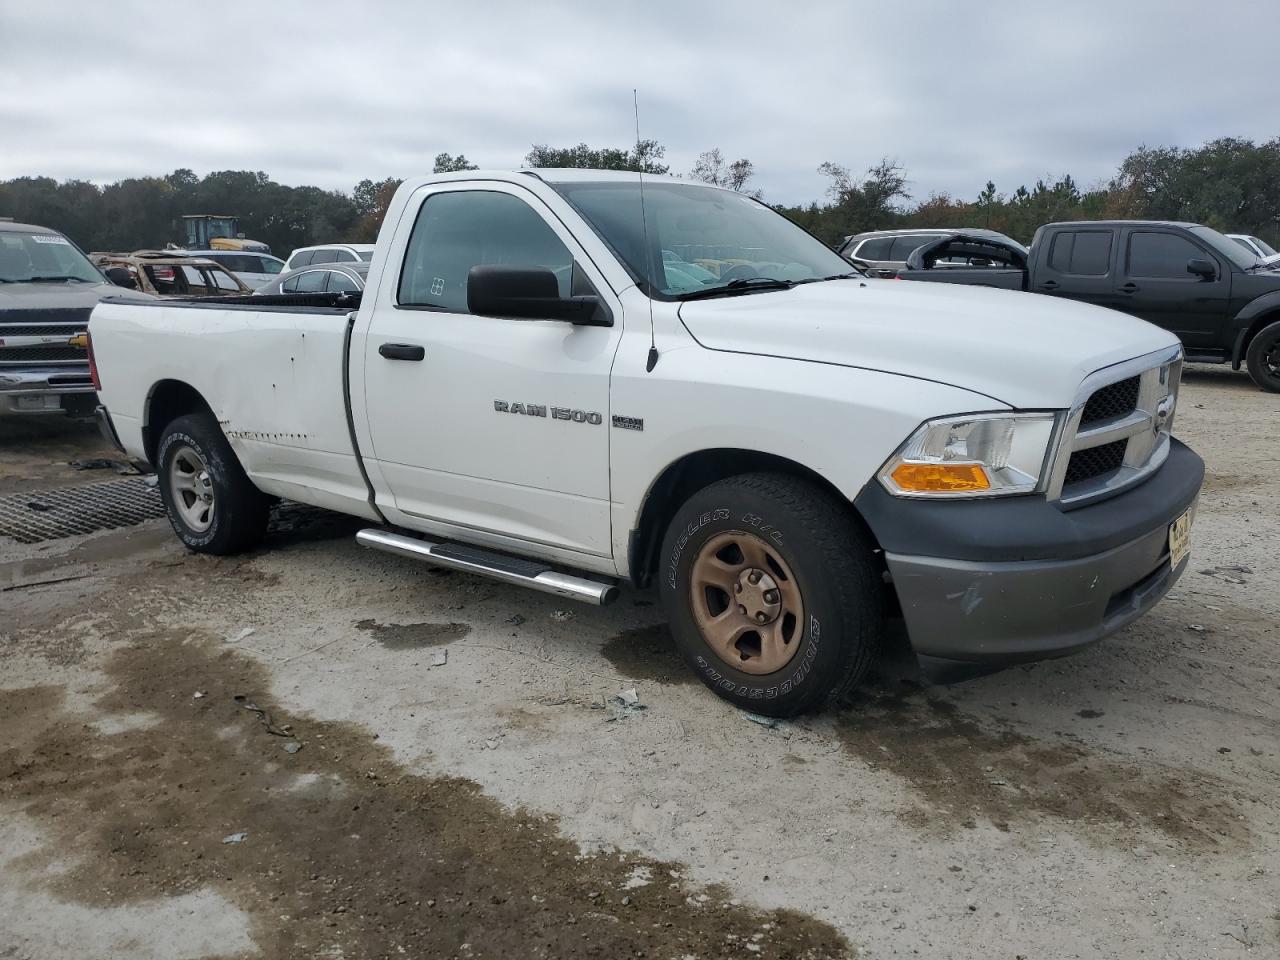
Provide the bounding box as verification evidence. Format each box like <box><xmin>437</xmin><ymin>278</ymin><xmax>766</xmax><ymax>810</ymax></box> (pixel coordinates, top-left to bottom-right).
<box><xmin>0</xmin><ymin>1</ymin><xmax>1272</xmax><ymax>207</ymax></box>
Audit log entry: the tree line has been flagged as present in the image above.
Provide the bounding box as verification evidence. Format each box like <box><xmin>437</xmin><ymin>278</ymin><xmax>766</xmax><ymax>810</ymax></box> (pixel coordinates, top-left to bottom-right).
<box><xmin>2</xmin><ymin>137</ymin><xmax>1277</xmax><ymax>258</ymax></box>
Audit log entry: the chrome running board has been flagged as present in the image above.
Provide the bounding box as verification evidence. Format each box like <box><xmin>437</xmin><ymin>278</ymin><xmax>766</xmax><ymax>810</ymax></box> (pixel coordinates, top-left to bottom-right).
<box><xmin>356</xmin><ymin>528</ymin><xmax>619</xmax><ymax>606</ymax></box>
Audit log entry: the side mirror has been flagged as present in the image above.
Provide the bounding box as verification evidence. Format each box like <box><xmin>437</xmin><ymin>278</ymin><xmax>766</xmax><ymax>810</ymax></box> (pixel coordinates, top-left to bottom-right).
<box><xmin>467</xmin><ymin>265</ymin><xmax>609</xmax><ymax>326</ymax></box>
<box><xmin>1187</xmin><ymin>258</ymin><xmax>1216</xmax><ymax>280</ymax></box>
<box><xmin>105</xmin><ymin>266</ymin><xmax>135</xmax><ymax>288</ymax></box>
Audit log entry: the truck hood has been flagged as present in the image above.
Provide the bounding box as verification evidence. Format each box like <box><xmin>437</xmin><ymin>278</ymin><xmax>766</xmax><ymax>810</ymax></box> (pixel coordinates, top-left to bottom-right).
<box><xmin>0</xmin><ymin>280</ymin><xmax>125</xmax><ymax>315</ymax></box>
<box><xmin>677</xmin><ymin>279</ymin><xmax>1180</xmax><ymax>409</ymax></box>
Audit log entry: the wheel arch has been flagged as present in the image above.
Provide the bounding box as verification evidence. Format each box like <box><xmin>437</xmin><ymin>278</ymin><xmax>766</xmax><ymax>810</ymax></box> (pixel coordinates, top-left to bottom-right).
<box><xmin>1232</xmin><ymin>296</ymin><xmax>1280</xmax><ymax>369</ymax></box>
<box><xmin>142</xmin><ymin>379</ymin><xmax>215</xmax><ymax>466</ymax></box>
<box><xmin>626</xmin><ymin>447</ymin><xmax>879</xmax><ymax>588</ymax></box>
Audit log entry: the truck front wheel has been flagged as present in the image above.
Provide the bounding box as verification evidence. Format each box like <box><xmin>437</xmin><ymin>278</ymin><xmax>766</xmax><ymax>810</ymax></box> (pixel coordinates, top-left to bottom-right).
<box><xmin>1245</xmin><ymin>320</ymin><xmax>1280</xmax><ymax>393</ymax></box>
<box><xmin>658</xmin><ymin>473</ymin><xmax>883</xmax><ymax>716</ymax></box>
<box><xmin>156</xmin><ymin>413</ymin><xmax>269</xmax><ymax>555</ymax></box>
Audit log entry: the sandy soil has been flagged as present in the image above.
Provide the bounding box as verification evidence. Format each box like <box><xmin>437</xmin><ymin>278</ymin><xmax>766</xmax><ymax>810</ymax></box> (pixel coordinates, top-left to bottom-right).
<box><xmin>1</xmin><ymin>364</ymin><xmax>1277</xmax><ymax>959</ymax></box>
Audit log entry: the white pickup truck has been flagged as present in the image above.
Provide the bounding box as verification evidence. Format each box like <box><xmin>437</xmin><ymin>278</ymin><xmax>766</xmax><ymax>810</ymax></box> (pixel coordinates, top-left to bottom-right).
<box><xmin>89</xmin><ymin>169</ymin><xmax>1204</xmax><ymax>715</ymax></box>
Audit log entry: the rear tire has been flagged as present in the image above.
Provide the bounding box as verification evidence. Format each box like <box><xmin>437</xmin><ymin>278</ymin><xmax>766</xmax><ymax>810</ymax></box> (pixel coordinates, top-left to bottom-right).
<box><xmin>156</xmin><ymin>413</ymin><xmax>269</xmax><ymax>555</ymax></box>
<box><xmin>1245</xmin><ymin>320</ymin><xmax>1280</xmax><ymax>393</ymax></box>
<box><xmin>658</xmin><ymin>473</ymin><xmax>883</xmax><ymax>717</ymax></box>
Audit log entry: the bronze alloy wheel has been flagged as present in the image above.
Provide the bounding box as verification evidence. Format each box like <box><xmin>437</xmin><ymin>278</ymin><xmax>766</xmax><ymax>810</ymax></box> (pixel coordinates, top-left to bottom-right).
<box><xmin>689</xmin><ymin>530</ymin><xmax>805</xmax><ymax>675</ymax></box>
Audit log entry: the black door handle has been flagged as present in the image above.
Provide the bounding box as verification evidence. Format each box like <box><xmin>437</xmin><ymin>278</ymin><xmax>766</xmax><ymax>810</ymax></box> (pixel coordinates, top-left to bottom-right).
<box><xmin>379</xmin><ymin>343</ymin><xmax>425</xmax><ymax>361</ymax></box>
<box><xmin>1119</xmin><ymin>282</ymin><xmax>1139</xmax><ymax>294</ymax></box>
<box><xmin>1038</xmin><ymin>280</ymin><xmax>1059</xmax><ymax>291</ymax></box>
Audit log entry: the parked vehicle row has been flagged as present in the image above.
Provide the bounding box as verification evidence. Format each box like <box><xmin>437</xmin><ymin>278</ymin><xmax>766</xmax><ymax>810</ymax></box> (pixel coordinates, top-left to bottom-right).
<box><xmin>0</xmin><ymin>210</ymin><xmax>379</xmax><ymax>417</ymax></box>
<box><xmin>90</xmin><ymin>252</ymin><xmax>253</xmax><ymax>297</ymax></box>
<box><xmin>837</xmin><ymin>227</ymin><xmax>1027</xmax><ymax>278</ymax></box>
<box><xmin>885</xmin><ymin>221</ymin><xmax>1280</xmax><ymax>392</ymax></box>
<box><xmin>91</xmin><ymin>169</ymin><xmax>1202</xmax><ymax>715</ymax></box>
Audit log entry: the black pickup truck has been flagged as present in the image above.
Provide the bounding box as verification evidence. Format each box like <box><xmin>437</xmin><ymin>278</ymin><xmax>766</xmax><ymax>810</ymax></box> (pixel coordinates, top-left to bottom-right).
<box><xmin>895</xmin><ymin>221</ymin><xmax>1280</xmax><ymax>392</ymax></box>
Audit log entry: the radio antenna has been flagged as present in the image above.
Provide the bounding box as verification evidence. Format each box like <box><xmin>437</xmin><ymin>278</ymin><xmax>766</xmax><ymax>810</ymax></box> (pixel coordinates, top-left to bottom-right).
<box><xmin>634</xmin><ymin>89</ymin><xmax>659</xmax><ymax>372</ymax></box>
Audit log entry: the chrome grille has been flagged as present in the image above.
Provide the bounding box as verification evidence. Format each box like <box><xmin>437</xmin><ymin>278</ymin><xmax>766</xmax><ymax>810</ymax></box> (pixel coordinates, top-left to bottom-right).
<box><xmin>0</xmin><ymin>313</ymin><xmax>90</xmax><ymax>366</ymax></box>
<box><xmin>1047</xmin><ymin>347</ymin><xmax>1182</xmax><ymax>507</ymax></box>
<box><xmin>1079</xmin><ymin>376</ymin><xmax>1139</xmax><ymax>426</ymax></box>
<box><xmin>1063</xmin><ymin>438</ymin><xmax>1127</xmax><ymax>485</ymax></box>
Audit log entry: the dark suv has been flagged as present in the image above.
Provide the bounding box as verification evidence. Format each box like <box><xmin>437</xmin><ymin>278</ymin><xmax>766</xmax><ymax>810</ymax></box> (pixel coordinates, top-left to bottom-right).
<box><xmin>893</xmin><ymin>220</ymin><xmax>1280</xmax><ymax>392</ymax></box>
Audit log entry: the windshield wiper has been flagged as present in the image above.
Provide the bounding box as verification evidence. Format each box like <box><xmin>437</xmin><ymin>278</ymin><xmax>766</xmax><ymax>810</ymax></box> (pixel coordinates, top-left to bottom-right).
<box><xmin>794</xmin><ymin>272</ymin><xmax>862</xmax><ymax>284</ymax></box>
<box><xmin>677</xmin><ymin>277</ymin><xmax>797</xmax><ymax>301</ymax></box>
<box><xmin>28</xmin><ymin>275</ymin><xmax>93</xmax><ymax>283</ymax></box>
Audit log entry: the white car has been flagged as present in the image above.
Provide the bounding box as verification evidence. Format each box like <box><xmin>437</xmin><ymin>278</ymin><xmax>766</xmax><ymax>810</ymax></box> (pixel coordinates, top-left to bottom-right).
<box><xmin>88</xmin><ymin>169</ymin><xmax>1204</xmax><ymax>716</ymax></box>
<box><xmin>1227</xmin><ymin>233</ymin><xmax>1279</xmax><ymax>263</ymax></box>
<box><xmin>178</xmin><ymin>250</ymin><xmax>286</xmax><ymax>288</ymax></box>
<box><xmin>283</xmin><ymin>243</ymin><xmax>376</xmax><ymax>271</ymax></box>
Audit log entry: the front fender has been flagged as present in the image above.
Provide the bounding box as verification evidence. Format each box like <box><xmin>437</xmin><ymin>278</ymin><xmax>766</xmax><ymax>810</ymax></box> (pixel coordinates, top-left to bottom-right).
<box><xmin>1232</xmin><ymin>291</ymin><xmax>1280</xmax><ymax>366</ymax></box>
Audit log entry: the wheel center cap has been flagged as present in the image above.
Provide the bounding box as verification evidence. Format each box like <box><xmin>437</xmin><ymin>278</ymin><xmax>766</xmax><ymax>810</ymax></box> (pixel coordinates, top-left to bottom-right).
<box><xmin>196</xmin><ymin>471</ymin><xmax>214</xmax><ymax>502</ymax></box>
<box><xmin>735</xmin><ymin>568</ymin><xmax>781</xmax><ymax>625</ymax></box>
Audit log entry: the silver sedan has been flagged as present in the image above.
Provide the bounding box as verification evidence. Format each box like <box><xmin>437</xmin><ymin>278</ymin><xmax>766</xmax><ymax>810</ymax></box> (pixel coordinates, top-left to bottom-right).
<box><xmin>255</xmin><ymin>261</ymin><xmax>368</xmax><ymax>294</ymax></box>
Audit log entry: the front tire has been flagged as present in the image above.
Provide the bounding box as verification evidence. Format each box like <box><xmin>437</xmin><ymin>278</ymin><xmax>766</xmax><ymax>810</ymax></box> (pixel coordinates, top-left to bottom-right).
<box><xmin>658</xmin><ymin>473</ymin><xmax>884</xmax><ymax>717</ymax></box>
<box><xmin>1245</xmin><ymin>320</ymin><xmax>1280</xmax><ymax>393</ymax></box>
<box><xmin>156</xmin><ymin>413</ymin><xmax>269</xmax><ymax>555</ymax></box>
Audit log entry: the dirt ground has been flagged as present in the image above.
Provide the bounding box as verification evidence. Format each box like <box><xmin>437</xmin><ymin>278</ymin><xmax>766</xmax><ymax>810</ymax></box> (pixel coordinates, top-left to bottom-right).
<box><xmin>1</xmin><ymin>366</ymin><xmax>1277</xmax><ymax>959</ymax></box>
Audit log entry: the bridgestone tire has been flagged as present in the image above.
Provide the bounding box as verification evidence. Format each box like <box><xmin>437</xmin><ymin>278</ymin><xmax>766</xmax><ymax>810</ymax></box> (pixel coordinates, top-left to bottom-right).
<box><xmin>658</xmin><ymin>473</ymin><xmax>883</xmax><ymax>717</ymax></box>
<box><xmin>1245</xmin><ymin>320</ymin><xmax>1280</xmax><ymax>393</ymax></box>
<box><xmin>156</xmin><ymin>413</ymin><xmax>269</xmax><ymax>555</ymax></box>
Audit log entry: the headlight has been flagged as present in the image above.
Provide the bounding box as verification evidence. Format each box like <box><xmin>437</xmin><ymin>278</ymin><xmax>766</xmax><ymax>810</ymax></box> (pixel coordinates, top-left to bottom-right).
<box><xmin>878</xmin><ymin>413</ymin><xmax>1058</xmax><ymax>498</ymax></box>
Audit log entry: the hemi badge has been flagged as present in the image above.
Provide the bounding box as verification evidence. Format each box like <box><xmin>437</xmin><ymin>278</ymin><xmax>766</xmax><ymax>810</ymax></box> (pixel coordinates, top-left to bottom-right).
<box><xmin>612</xmin><ymin>415</ymin><xmax>644</xmax><ymax>432</ymax></box>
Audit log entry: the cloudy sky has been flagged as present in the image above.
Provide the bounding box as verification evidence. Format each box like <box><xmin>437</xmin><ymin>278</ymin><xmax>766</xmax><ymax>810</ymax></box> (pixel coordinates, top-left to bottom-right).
<box><xmin>0</xmin><ymin>1</ymin><xmax>1272</xmax><ymax>206</ymax></box>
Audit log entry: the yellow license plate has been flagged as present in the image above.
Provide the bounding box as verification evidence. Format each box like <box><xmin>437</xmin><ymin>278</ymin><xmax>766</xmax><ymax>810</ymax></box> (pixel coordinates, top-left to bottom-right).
<box><xmin>1169</xmin><ymin>508</ymin><xmax>1192</xmax><ymax>568</ymax></box>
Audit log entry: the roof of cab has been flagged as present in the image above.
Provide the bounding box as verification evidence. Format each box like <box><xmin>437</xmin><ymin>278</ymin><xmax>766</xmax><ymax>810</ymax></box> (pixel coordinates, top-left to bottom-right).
<box><xmin>405</xmin><ymin>168</ymin><xmax>692</xmax><ymax>189</ymax></box>
<box><xmin>1044</xmin><ymin>220</ymin><xmax>1201</xmax><ymax>229</ymax></box>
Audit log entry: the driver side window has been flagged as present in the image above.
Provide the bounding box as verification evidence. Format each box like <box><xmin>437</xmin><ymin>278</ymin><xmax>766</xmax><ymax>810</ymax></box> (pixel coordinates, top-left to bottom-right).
<box><xmin>398</xmin><ymin>190</ymin><xmax>574</xmax><ymax>312</ymax></box>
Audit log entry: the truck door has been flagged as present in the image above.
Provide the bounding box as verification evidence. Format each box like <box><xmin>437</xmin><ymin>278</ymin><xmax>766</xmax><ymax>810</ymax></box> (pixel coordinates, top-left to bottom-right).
<box><xmin>1031</xmin><ymin>228</ymin><xmax>1118</xmax><ymax>310</ymax></box>
<box><xmin>358</xmin><ymin>182</ymin><xmax>621</xmax><ymax>558</ymax></box>
<box><xmin>1114</xmin><ymin>228</ymin><xmax>1230</xmax><ymax>353</ymax></box>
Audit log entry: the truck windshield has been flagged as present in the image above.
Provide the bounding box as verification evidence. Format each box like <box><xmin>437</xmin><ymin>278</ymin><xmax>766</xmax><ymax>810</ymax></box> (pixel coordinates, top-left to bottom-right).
<box><xmin>1189</xmin><ymin>226</ymin><xmax>1262</xmax><ymax>270</ymax></box>
<box><xmin>551</xmin><ymin>181</ymin><xmax>855</xmax><ymax>299</ymax></box>
<box><xmin>0</xmin><ymin>232</ymin><xmax>103</xmax><ymax>283</ymax></box>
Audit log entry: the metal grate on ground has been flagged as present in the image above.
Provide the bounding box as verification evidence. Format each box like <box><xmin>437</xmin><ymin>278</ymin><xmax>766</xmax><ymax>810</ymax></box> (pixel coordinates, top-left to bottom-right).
<box><xmin>0</xmin><ymin>476</ymin><xmax>166</xmax><ymax>544</ymax></box>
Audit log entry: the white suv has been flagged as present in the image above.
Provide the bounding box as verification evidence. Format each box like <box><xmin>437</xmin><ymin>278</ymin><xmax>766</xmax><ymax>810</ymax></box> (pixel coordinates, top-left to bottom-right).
<box><xmin>283</xmin><ymin>243</ymin><xmax>376</xmax><ymax>271</ymax></box>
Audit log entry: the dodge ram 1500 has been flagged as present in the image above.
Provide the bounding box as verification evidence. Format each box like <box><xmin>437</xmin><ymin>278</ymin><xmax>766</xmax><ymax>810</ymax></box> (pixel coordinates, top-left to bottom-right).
<box><xmin>89</xmin><ymin>170</ymin><xmax>1204</xmax><ymax>715</ymax></box>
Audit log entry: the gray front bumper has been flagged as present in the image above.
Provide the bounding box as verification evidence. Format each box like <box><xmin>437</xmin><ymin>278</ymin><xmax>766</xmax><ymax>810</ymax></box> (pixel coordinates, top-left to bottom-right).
<box><xmin>886</xmin><ymin>521</ymin><xmax>1188</xmax><ymax>664</ymax></box>
<box><xmin>0</xmin><ymin>365</ymin><xmax>95</xmax><ymax>413</ymax></box>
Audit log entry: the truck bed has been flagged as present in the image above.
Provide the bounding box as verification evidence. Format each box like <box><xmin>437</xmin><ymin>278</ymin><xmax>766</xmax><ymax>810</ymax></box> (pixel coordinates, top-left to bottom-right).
<box><xmin>89</xmin><ymin>292</ymin><xmax>378</xmax><ymax>521</ymax></box>
<box><xmin>119</xmin><ymin>290</ymin><xmax>362</xmax><ymax>312</ymax></box>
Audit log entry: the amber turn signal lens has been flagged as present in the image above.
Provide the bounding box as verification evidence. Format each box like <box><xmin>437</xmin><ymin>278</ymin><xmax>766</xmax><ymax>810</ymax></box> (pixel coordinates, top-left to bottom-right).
<box><xmin>890</xmin><ymin>462</ymin><xmax>991</xmax><ymax>493</ymax></box>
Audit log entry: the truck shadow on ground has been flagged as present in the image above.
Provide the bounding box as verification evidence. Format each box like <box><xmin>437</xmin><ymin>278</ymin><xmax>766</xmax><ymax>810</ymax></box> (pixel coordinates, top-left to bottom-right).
<box><xmin>601</xmin><ymin>617</ymin><xmax>1249</xmax><ymax>851</ymax></box>
<box><xmin>0</xmin><ymin>634</ymin><xmax>850</xmax><ymax>960</ymax></box>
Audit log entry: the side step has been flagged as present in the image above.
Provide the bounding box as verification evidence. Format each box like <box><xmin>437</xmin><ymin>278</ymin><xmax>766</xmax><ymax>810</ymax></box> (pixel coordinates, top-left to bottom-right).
<box><xmin>356</xmin><ymin>528</ymin><xmax>620</xmax><ymax>606</ymax></box>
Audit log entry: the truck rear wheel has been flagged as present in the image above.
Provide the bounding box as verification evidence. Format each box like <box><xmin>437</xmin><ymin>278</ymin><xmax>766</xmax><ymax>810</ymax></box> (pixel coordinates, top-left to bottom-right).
<box><xmin>658</xmin><ymin>473</ymin><xmax>883</xmax><ymax>716</ymax></box>
<box><xmin>156</xmin><ymin>413</ymin><xmax>269</xmax><ymax>555</ymax></box>
<box><xmin>1245</xmin><ymin>320</ymin><xmax>1280</xmax><ymax>393</ymax></box>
